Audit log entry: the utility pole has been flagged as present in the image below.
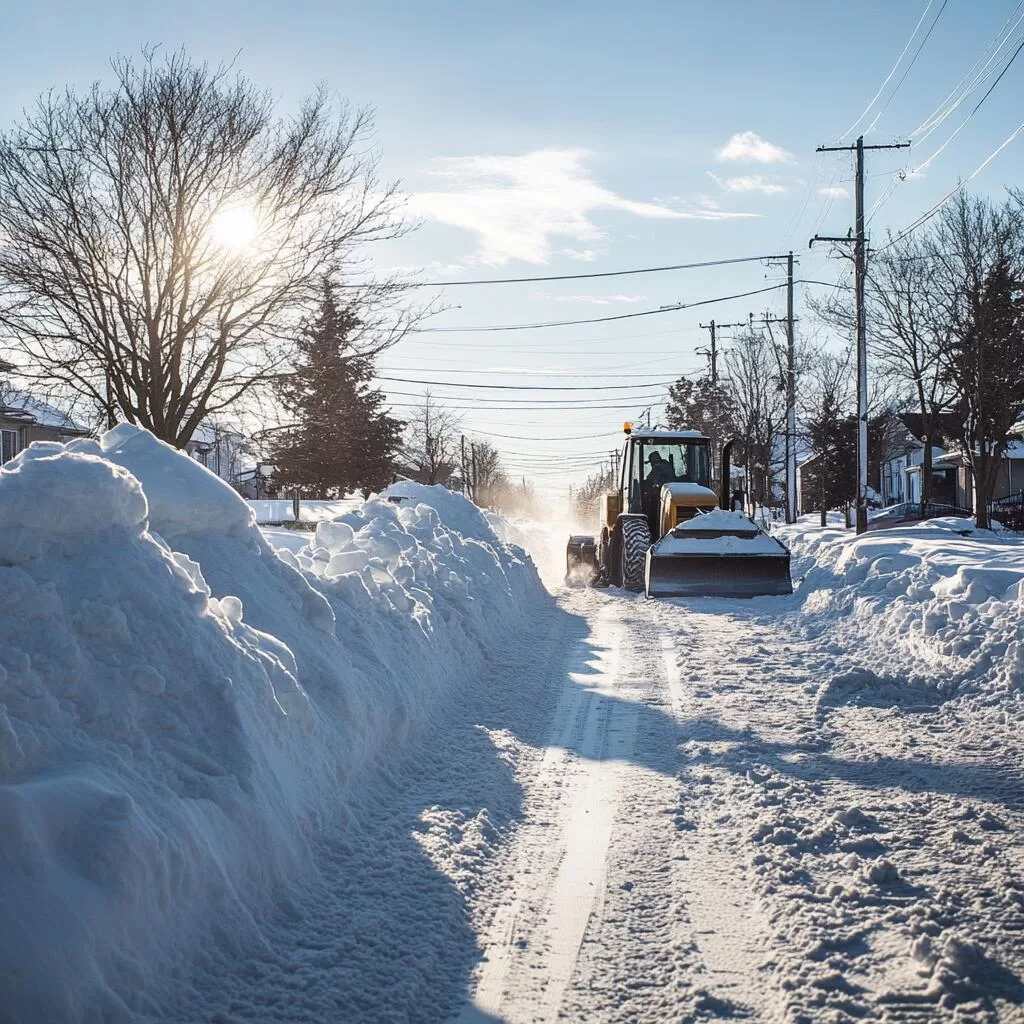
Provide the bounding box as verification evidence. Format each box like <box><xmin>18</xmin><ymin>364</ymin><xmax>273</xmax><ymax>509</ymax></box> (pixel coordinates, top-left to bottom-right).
<box><xmin>698</xmin><ymin>318</ymin><xmax>746</xmax><ymax>384</ymax></box>
<box><xmin>698</xmin><ymin>318</ymin><xmax>745</xmax><ymax>495</ymax></box>
<box><xmin>754</xmin><ymin>253</ymin><xmax>799</xmax><ymax>524</ymax></box>
<box><xmin>812</xmin><ymin>135</ymin><xmax>909</xmax><ymax>535</ymax></box>
<box><xmin>750</xmin><ymin>301</ymin><xmax>799</xmax><ymax>522</ymax></box>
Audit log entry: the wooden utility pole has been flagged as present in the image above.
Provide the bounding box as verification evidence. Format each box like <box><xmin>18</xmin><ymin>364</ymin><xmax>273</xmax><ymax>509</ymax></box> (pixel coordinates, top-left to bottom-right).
<box><xmin>812</xmin><ymin>135</ymin><xmax>909</xmax><ymax>535</ymax></box>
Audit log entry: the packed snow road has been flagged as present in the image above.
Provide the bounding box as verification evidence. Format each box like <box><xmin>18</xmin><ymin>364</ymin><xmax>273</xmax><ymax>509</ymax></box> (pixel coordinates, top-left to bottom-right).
<box><xmin>450</xmin><ymin>582</ymin><xmax>1024</xmax><ymax>1024</ymax></box>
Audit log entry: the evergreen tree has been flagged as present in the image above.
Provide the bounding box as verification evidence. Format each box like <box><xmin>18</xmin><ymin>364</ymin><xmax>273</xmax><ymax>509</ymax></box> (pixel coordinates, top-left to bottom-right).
<box><xmin>271</xmin><ymin>282</ymin><xmax>403</xmax><ymax>497</ymax></box>
<box><xmin>664</xmin><ymin>374</ymin><xmax>737</xmax><ymax>487</ymax></box>
<box><xmin>942</xmin><ymin>258</ymin><xmax>1024</xmax><ymax>526</ymax></box>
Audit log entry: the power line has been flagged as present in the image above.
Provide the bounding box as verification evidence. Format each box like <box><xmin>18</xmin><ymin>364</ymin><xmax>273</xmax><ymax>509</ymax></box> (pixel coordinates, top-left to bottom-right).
<box><xmin>412</xmin><ymin>283</ymin><xmax>788</xmax><ymax>333</ymax></box>
<box><xmin>386</xmin><ymin>402</ymin><xmax>665</xmax><ymax>412</ymax></box>
<box><xmin>377</xmin><ymin>366</ymin><xmax>681</xmax><ymax>378</ymax></box>
<box><xmin>466</xmin><ymin>428</ymin><xmax>622</xmax><ymax>441</ymax></box>
<box><xmin>839</xmin><ymin>0</ymin><xmax>938</xmax><ymax>140</ymax></box>
<box><xmin>912</xmin><ymin>3</ymin><xmax>1024</xmax><ymax>142</ymax></box>
<box><xmin>913</xmin><ymin>33</ymin><xmax>1024</xmax><ymax>175</ymax></box>
<box><xmin>883</xmin><ymin>118</ymin><xmax>1024</xmax><ymax>247</ymax></box>
<box><xmin>376</xmin><ymin>375</ymin><xmax>675</xmax><ymax>391</ymax></box>
<box><xmin>863</xmin><ymin>0</ymin><xmax>949</xmax><ymax>134</ymax></box>
<box><xmin>382</xmin><ymin>388</ymin><xmax>669</xmax><ymax>405</ymax></box>
<box><xmin>379</xmin><ymin>253</ymin><xmax>785</xmax><ymax>288</ymax></box>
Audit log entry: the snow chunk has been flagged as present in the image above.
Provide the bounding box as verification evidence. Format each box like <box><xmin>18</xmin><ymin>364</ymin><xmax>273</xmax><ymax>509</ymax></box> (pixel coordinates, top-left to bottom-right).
<box><xmin>0</xmin><ymin>452</ymin><xmax>147</xmax><ymax>564</ymax></box>
<box><xmin>100</xmin><ymin>423</ymin><xmax>254</xmax><ymax>541</ymax></box>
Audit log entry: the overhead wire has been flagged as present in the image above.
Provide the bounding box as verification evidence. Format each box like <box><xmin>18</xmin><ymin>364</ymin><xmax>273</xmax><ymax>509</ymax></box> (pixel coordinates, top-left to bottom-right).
<box><xmin>375</xmin><ymin>375</ymin><xmax>675</xmax><ymax>391</ymax></box>
<box><xmin>369</xmin><ymin>254</ymin><xmax>784</xmax><ymax>288</ymax></box>
<box><xmin>381</xmin><ymin>388</ymin><xmax>669</xmax><ymax>405</ymax></box>
<box><xmin>412</xmin><ymin>283</ymin><xmax>787</xmax><ymax>333</ymax></box>
<box><xmin>839</xmin><ymin>0</ymin><xmax>938</xmax><ymax>140</ymax></box>
<box><xmin>912</xmin><ymin>2</ymin><xmax>1024</xmax><ymax>143</ymax></box>
<box><xmin>863</xmin><ymin>0</ymin><xmax>950</xmax><ymax>135</ymax></box>
<box><xmin>882</xmin><ymin>118</ymin><xmax>1024</xmax><ymax>247</ymax></box>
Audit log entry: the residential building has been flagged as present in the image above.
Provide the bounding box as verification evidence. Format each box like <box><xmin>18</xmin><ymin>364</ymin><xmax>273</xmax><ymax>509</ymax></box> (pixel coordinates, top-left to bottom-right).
<box><xmin>878</xmin><ymin>412</ymin><xmax>960</xmax><ymax>508</ymax></box>
<box><xmin>184</xmin><ymin>421</ymin><xmax>249</xmax><ymax>485</ymax></box>
<box><xmin>0</xmin><ymin>391</ymin><xmax>89</xmax><ymax>464</ymax></box>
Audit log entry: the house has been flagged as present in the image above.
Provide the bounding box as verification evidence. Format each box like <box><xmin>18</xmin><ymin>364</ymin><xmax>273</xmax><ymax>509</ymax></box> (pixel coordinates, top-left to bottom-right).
<box><xmin>933</xmin><ymin>431</ymin><xmax>1024</xmax><ymax>511</ymax></box>
<box><xmin>0</xmin><ymin>391</ymin><xmax>89</xmax><ymax>465</ymax></box>
<box><xmin>184</xmin><ymin>421</ymin><xmax>249</xmax><ymax>485</ymax></box>
<box><xmin>234</xmin><ymin>463</ymin><xmax>279</xmax><ymax>499</ymax></box>
<box><xmin>878</xmin><ymin>412</ymin><xmax>960</xmax><ymax>508</ymax></box>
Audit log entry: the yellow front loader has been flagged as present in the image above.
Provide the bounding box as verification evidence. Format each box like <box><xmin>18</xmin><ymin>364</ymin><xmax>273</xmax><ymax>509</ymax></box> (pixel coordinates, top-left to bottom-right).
<box><xmin>566</xmin><ymin>425</ymin><xmax>792</xmax><ymax>598</ymax></box>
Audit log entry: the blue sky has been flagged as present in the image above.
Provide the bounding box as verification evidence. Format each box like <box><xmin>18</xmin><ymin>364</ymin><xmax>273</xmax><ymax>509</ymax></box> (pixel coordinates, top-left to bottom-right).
<box><xmin>4</xmin><ymin>0</ymin><xmax>1023</xmax><ymax>494</ymax></box>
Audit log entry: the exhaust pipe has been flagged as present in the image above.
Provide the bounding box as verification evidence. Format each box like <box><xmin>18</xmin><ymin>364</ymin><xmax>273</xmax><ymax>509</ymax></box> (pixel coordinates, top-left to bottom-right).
<box><xmin>720</xmin><ymin>439</ymin><xmax>735</xmax><ymax>510</ymax></box>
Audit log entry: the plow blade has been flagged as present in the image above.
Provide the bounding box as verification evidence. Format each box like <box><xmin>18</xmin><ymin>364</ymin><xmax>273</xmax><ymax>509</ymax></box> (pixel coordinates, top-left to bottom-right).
<box><xmin>645</xmin><ymin>510</ymin><xmax>792</xmax><ymax>599</ymax></box>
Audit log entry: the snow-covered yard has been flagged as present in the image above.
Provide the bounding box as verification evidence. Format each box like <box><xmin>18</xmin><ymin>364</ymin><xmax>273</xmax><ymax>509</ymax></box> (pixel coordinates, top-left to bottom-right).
<box><xmin>1</xmin><ymin>434</ymin><xmax>1023</xmax><ymax>1022</ymax></box>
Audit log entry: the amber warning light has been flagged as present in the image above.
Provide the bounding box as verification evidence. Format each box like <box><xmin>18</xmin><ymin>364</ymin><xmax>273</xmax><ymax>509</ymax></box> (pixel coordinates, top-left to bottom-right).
<box><xmin>623</xmin><ymin>421</ymin><xmax>632</xmax><ymax>434</ymax></box>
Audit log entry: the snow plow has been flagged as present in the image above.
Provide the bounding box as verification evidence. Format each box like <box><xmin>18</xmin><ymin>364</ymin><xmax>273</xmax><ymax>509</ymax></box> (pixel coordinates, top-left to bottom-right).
<box><xmin>568</xmin><ymin>425</ymin><xmax>792</xmax><ymax>598</ymax></box>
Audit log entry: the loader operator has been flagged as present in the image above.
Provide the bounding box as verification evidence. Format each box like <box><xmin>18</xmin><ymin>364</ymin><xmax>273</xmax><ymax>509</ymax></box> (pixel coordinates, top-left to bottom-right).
<box><xmin>644</xmin><ymin>451</ymin><xmax>675</xmax><ymax>490</ymax></box>
<box><xmin>641</xmin><ymin>452</ymin><xmax>676</xmax><ymax>526</ymax></box>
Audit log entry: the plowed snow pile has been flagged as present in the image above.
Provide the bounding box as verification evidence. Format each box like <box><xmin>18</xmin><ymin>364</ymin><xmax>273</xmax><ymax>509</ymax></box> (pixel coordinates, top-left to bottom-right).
<box><xmin>0</xmin><ymin>426</ymin><xmax>543</xmax><ymax>1022</ymax></box>
<box><xmin>776</xmin><ymin>515</ymin><xmax>1024</xmax><ymax>703</ymax></box>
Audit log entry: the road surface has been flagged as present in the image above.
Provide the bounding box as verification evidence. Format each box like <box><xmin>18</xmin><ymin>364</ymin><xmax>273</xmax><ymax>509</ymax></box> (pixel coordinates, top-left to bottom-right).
<box><xmin>447</xmin><ymin>584</ymin><xmax>1024</xmax><ymax>1023</ymax></box>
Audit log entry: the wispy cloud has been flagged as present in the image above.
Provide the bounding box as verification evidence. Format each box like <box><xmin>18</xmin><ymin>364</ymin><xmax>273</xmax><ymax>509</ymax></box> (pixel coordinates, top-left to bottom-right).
<box><xmin>707</xmin><ymin>172</ymin><xmax>787</xmax><ymax>195</ymax></box>
<box><xmin>552</xmin><ymin>293</ymin><xmax>649</xmax><ymax>306</ymax></box>
<box><xmin>409</xmin><ymin>148</ymin><xmax>759</xmax><ymax>265</ymax></box>
<box><xmin>817</xmin><ymin>186</ymin><xmax>851</xmax><ymax>199</ymax></box>
<box><xmin>717</xmin><ymin>131</ymin><xmax>794</xmax><ymax>164</ymax></box>
<box><xmin>561</xmin><ymin>248</ymin><xmax>599</xmax><ymax>262</ymax></box>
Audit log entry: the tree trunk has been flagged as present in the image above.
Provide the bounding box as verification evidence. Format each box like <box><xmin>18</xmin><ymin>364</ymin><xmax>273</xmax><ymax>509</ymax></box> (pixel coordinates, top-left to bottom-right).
<box><xmin>920</xmin><ymin>437</ymin><xmax>933</xmax><ymax>518</ymax></box>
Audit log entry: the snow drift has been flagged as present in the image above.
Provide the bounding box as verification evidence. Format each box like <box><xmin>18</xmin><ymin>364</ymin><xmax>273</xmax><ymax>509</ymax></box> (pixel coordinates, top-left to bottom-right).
<box><xmin>0</xmin><ymin>427</ymin><xmax>544</xmax><ymax>1022</ymax></box>
<box><xmin>776</xmin><ymin>516</ymin><xmax>1024</xmax><ymax>701</ymax></box>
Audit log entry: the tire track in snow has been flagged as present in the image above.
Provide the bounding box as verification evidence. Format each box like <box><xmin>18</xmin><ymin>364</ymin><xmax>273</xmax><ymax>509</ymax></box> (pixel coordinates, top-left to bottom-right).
<box><xmin>660</xmin><ymin>629</ymin><xmax>777</xmax><ymax>1021</ymax></box>
<box><xmin>458</xmin><ymin>597</ymin><xmax>640</xmax><ymax>1022</ymax></box>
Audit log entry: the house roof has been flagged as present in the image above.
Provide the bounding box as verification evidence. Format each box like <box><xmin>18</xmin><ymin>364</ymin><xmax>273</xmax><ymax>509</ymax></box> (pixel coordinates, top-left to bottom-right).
<box><xmin>898</xmin><ymin>411</ymin><xmax>963</xmax><ymax>445</ymax></box>
<box><xmin>934</xmin><ymin>440</ymin><xmax>1024</xmax><ymax>466</ymax></box>
<box><xmin>0</xmin><ymin>391</ymin><xmax>83</xmax><ymax>432</ymax></box>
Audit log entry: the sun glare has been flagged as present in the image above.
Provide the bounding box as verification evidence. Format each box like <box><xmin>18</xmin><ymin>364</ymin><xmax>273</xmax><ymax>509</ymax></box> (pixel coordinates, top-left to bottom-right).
<box><xmin>209</xmin><ymin>206</ymin><xmax>259</xmax><ymax>253</ymax></box>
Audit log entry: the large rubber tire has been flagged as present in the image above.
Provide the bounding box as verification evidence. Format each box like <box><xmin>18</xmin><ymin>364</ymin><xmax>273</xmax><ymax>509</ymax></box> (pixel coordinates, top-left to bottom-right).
<box><xmin>603</xmin><ymin>525</ymin><xmax>622</xmax><ymax>587</ymax></box>
<box><xmin>620</xmin><ymin>516</ymin><xmax>652</xmax><ymax>591</ymax></box>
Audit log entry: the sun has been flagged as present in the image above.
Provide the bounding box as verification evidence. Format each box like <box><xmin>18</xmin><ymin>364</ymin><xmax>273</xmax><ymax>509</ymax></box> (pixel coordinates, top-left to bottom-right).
<box><xmin>209</xmin><ymin>205</ymin><xmax>259</xmax><ymax>253</ymax></box>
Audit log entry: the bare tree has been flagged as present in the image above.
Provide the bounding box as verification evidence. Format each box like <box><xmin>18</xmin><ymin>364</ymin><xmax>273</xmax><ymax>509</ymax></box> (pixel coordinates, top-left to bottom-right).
<box><xmin>813</xmin><ymin>236</ymin><xmax>958</xmax><ymax>515</ymax></box>
<box><xmin>460</xmin><ymin>438</ymin><xmax>505</xmax><ymax>504</ymax></box>
<box><xmin>721</xmin><ymin>328</ymin><xmax>787</xmax><ymax>511</ymax></box>
<box><xmin>0</xmin><ymin>49</ymin><xmax>416</xmax><ymax>446</ymax></box>
<box><xmin>405</xmin><ymin>392</ymin><xmax>461</xmax><ymax>485</ymax></box>
<box><xmin>799</xmin><ymin>347</ymin><xmax>856</xmax><ymax>525</ymax></box>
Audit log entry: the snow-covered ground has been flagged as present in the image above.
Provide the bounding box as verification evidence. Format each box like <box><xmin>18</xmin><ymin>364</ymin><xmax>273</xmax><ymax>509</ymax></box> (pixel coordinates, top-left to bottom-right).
<box><xmin>2</xmin><ymin>432</ymin><xmax>1023</xmax><ymax>1022</ymax></box>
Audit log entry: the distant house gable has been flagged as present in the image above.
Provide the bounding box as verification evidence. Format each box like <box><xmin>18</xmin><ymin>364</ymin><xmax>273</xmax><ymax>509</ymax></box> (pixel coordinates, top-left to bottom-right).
<box><xmin>0</xmin><ymin>389</ymin><xmax>88</xmax><ymax>465</ymax></box>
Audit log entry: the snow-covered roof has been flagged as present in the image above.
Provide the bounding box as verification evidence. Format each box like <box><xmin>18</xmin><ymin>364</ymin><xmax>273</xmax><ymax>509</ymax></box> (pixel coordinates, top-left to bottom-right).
<box><xmin>628</xmin><ymin>429</ymin><xmax>707</xmax><ymax>440</ymax></box>
<box><xmin>0</xmin><ymin>391</ymin><xmax>82</xmax><ymax>432</ymax></box>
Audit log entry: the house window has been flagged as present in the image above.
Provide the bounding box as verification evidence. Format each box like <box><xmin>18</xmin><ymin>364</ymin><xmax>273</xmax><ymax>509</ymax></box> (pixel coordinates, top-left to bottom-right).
<box><xmin>1</xmin><ymin>429</ymin><xmax>17</xmax><ymax>464</ymax></box>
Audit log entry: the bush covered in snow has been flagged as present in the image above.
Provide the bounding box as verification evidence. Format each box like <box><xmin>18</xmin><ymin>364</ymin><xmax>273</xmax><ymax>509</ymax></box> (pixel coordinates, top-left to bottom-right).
<box><xmin>0</xmin><ymin>426</ymin><xmax>543</xmax><ymax>1021</ymax></box>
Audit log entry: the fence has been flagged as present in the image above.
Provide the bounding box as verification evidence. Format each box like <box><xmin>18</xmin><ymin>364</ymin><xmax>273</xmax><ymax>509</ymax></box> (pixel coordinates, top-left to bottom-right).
<box><xmin>990</xmin><ymin>490</ymin><xmax>1024</xmax><ymax>533</ymax></box>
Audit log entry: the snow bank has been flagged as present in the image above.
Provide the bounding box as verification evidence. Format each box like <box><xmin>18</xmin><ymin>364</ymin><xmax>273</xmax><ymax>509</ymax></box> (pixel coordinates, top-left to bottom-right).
<box><xmin>0</xmin><ymin>428</ymin><xmax>545</xmax><ymax>1021</ymax></box>
<box><xmin>776</xmin><ymin>515</ymin><xmax>1024</xmax><ymax>700</ymax></box>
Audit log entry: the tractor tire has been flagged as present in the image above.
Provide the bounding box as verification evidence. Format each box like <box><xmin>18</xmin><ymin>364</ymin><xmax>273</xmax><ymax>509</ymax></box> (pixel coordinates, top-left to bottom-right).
<box><xmin>605</xmin><ymin>525</ymin><xmax>622</xmax><ymax>587</ymax></box>
<box><xmin>620</xmin><ymin>516</ymin><xmax>651</xmax><ymax>591</ymax></box>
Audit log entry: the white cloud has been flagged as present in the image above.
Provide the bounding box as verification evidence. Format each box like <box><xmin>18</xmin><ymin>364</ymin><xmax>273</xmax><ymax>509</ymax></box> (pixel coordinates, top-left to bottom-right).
<box><xmin>553</xmin><ymin>293</ymin><xmax>649</xmax><ymax>306</ymax></box>
<box><xmin>560</xmin><ymin>248</ymin><xmax>599</xmax><ymax>262</ymax></box>
<box><xmin>717</xmin><ymin>131</ymin><xmax>794</xmax><ymax>164</ymax></box>
<box><xmin>817</xmin><ymin>186</ymin><xmax>851</xmax><ymax>199</ymax></box>
<box><xmin>409</xmin><ymin>148</ymin><xmax>760</xmax><ymax>265</ymax></box>
<box><xmin>707</xmin><ymin>172</ymin><xmax>787</xmax><ymax>195</ymax></box>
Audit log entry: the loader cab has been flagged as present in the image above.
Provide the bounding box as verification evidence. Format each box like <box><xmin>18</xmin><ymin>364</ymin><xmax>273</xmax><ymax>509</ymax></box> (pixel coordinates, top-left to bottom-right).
<box><xmin>620</xmin><ymin>431</ymin><xmax>713</xmax><ymax>538</ymax></box>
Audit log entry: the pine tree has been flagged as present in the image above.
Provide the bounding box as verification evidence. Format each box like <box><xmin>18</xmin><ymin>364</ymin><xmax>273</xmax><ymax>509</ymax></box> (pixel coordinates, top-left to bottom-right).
<box><xmin>271</xmin><ymin>282</ymin><xmax>403</xmax><ymax>497</ymax></box>
<box><xmin>664</xmin><ymin>375</ymin><xmax>736</xmax><ymax>488</ymax></box>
